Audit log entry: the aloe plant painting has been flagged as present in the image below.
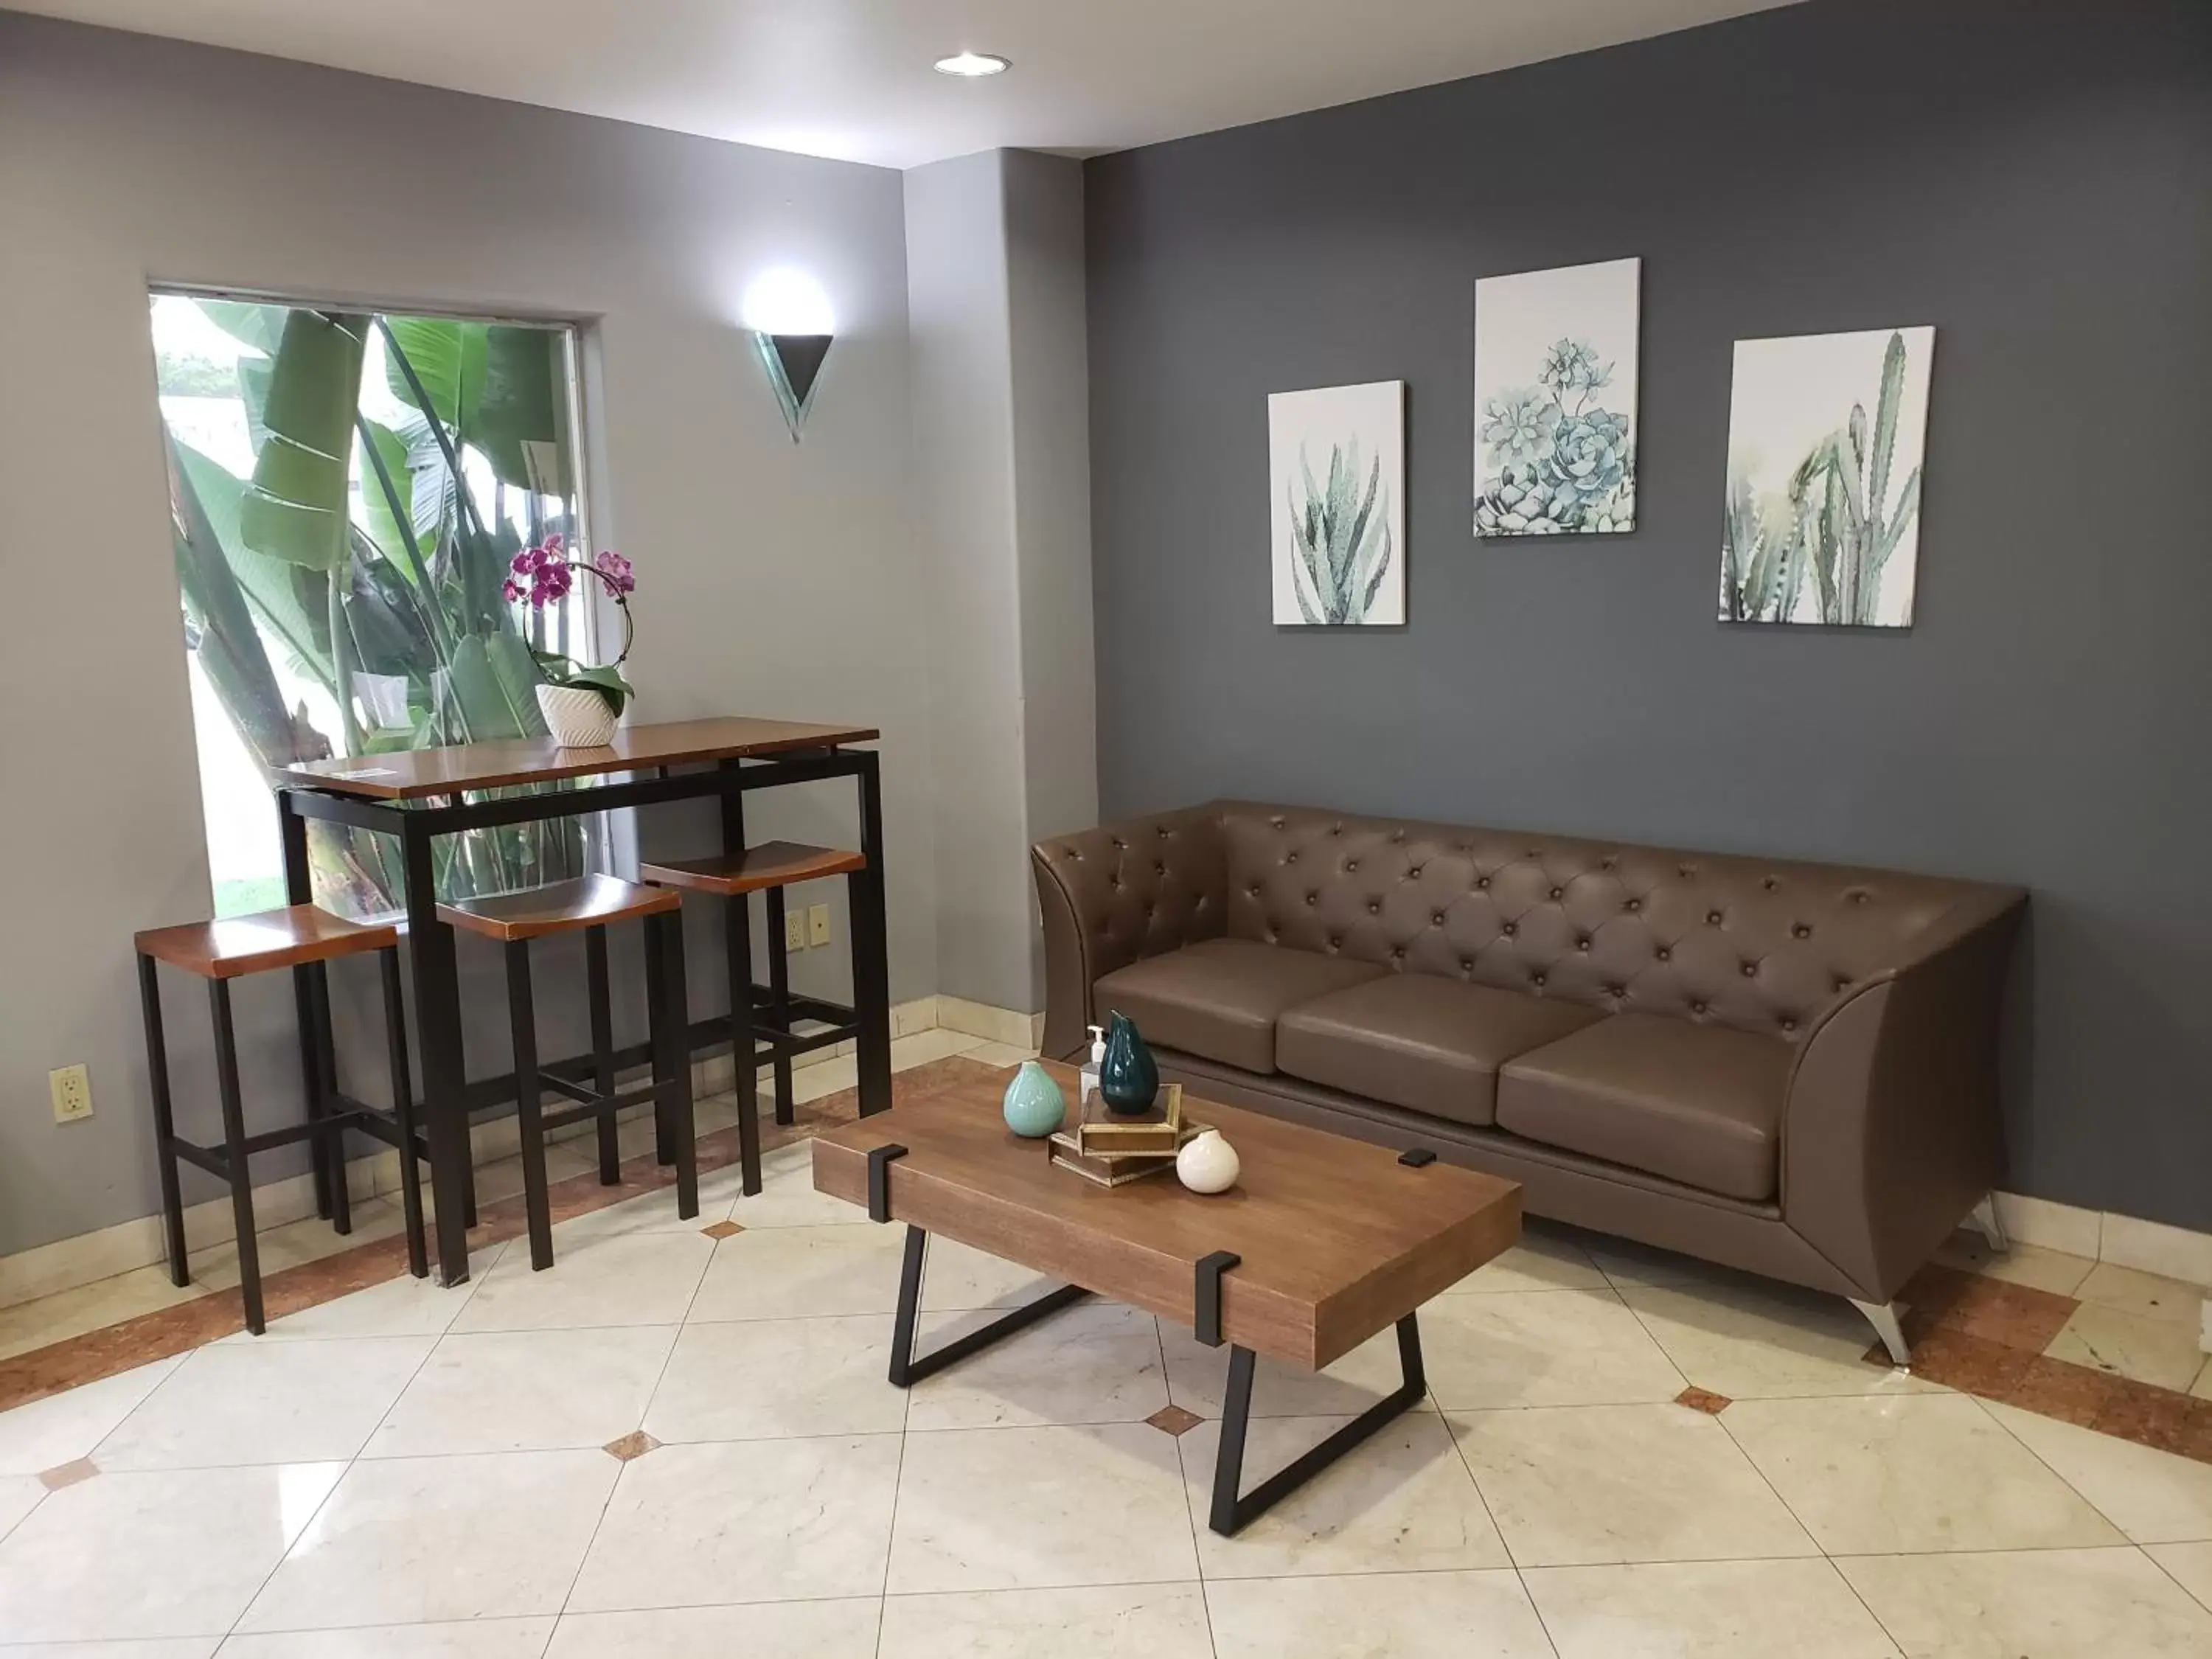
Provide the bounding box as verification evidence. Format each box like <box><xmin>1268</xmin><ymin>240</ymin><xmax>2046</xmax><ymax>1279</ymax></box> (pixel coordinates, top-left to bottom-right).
<box><xmin>1719</xmin><ymin>327</ymin><xmax>1933</xmax><ymax>627</ymax></box>
<box><xmin>1269</xmin><ymin>381</ymin><xmax>1405</xmax><ymax>626</ymax></box>
<box><xmin>153</xmin><ymin>296</ymin><xmax>597</xmax><ymax>916</ymax></box>
<box><xmin>1474</xmin><ymin>258</ymin><xmax>1640</xmax><ymax>537</ymax></box>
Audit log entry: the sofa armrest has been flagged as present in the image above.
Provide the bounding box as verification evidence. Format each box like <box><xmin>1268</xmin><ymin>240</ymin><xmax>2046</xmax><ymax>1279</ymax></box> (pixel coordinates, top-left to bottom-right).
<box><xmin>1781</xmin><ymin>887</ymin><xmax>2028</xmax><ymax>1301</ymax></box>
<box><xmin>1030</xmin><ymin>804</ymin><xmax>1229</xmax><ymax>1061</ymax></box>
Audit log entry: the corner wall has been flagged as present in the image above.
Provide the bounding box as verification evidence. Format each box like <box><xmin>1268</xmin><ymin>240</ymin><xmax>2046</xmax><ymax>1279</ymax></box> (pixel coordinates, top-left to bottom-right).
<box><xmin>0</xmin><ymin>12</ymin><xmax>935</xmax><ymax>1256</ymax></box>
<box><xmin>907</xmin><ymin>150</ymin><xmax>1097</xmax><ymax>1013</ymax></box>
<box><xmin>1082</xmin><ymin>0</ymin><xmax>2212</xmax><ymax>1228</ymax></box>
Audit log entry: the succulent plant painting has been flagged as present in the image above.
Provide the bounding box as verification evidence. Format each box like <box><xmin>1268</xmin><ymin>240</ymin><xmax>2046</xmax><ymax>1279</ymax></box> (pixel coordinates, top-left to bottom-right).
<box><xmin>1473</xmin><ymin>258</ymin><xmax>1641</xmax><ymax>537</ymax></box>
<box><xmin>1269</xmin><ymin>381</ymin><xmax>1405</xmax><ymax>626</ymax></box>
<box><xmin>1719</xmin><ymin>327</ymin><xmax>1933</xmax><ymax>627</ymax></box>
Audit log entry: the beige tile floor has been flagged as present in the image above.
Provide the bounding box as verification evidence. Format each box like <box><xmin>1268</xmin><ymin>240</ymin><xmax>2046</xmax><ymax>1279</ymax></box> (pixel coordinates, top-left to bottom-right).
<box><xmin>3</xmin><ymin>1030</ymin><xmax>2212</xmax><ymax>1654</ymax></box>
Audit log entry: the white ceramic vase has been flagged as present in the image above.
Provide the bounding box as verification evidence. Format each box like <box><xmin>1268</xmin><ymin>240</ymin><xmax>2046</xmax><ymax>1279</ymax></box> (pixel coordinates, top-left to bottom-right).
<box><xmin>536</xmin><ymin>684</ymin><xmax>619</xmax><ymax>747</ymax></box>
<box><xmin>1176</xmin><ymin>1129</ymin><xmax>1240</xmax><ymax>1194</ymax></box>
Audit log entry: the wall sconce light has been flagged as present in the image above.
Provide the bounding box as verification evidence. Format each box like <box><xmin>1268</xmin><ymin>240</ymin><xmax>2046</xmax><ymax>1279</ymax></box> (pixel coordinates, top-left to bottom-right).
<box><xmin>742</xmin><ymin>268</ymin><xmax>835</xmax><ymax>442</ymax></box>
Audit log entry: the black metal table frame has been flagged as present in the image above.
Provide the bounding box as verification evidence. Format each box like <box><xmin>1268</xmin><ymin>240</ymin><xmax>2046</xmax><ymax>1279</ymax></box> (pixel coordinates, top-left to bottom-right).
<box><xmin>880</xmin><ymin>1221</ymin><xmax>1427</xmax><ymax>1538</ymax></box>
<box><xmin>276</xmin><ymin>744</ymin><xmax>893</xmax><ymax>1287</ymax></box>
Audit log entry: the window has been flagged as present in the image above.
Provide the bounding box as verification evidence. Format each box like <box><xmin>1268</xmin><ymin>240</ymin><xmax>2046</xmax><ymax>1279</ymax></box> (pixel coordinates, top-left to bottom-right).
<box><xmin>152</xmin><ymin>293</ymin><xmax>602</xmax><ymax>918</ymax></box>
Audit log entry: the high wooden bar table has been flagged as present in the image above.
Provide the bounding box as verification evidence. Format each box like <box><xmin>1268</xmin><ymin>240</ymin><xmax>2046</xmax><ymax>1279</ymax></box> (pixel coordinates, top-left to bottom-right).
<box><xmin>271</xmin><ymin>717</ymin><xmax>890</xmax><ymax>1287</ymax></box>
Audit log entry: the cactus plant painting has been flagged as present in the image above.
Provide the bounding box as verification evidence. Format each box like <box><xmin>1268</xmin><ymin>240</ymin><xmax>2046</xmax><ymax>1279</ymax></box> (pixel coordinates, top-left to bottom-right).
<box><xmin>1269</xmin><ymin>380</ymin><xmax>1405</xmax><ymax>625</ymax></box>
<box><xmin>1474</xmin><ymin>258</ymin><xmax>1641</xmax><ymax>537</ymax></box>
<box><xmin>1719</xmin><ymin>327</ymin><xmax>1934</xmax><ymax>627</ymax></box>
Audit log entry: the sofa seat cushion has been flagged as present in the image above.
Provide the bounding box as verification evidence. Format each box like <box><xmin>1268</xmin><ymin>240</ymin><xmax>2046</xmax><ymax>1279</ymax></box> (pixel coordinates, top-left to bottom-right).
<box><xmin>1093</xmin><ymin>938</ymin><xmax>1387</xmax><ymax>1074</ymax></box>
<box><xmin>1276</xmin><ymin>975</ymin><xmax>1604</xmax><ymax>1128</ymax></box>
<box><xmin>1495</xmin><ymin>1014</ymin><xmax>1791</xmax><ymax>1201</ymax></box>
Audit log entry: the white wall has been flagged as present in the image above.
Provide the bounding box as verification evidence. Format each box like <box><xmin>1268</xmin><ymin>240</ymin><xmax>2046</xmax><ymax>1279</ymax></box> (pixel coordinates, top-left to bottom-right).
<box><xmin>905</xmin><ymin>150</ymin><xmax>1096</xmax><ymax>1012</ymax></box>
<box><xmin>0</xmin><ymin>13</ymin><xmax>939</xmax><ymax>1256</ymax></box>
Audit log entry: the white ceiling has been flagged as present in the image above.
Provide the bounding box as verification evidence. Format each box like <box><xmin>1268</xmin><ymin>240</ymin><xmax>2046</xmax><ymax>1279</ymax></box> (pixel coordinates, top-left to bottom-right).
<box><xmin>15</xmin><ymin>0</ymin><xmax>1796</xmax><ymax>169</ymax></box>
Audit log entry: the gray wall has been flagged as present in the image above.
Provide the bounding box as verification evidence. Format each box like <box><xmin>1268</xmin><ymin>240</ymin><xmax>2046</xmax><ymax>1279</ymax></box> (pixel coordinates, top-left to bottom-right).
<box><xmin>1084</xmin><ymin>0</ymin><xmax>2212</xmax><ymax>1228</ymax></box>
<box><xmin>906</xmin><ymin>149</ymin><xmax>1096</xmax><ymax>1012</ymax></box>
<box><xmin>0</xmin><ymin>12</ymin><xmax>936</xmax><ymax>1256</ymax></box>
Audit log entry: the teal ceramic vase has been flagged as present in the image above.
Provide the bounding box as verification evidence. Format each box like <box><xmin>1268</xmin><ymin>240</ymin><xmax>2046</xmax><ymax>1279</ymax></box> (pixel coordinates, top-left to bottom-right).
<box><xmin>1001</xmin><ymin>1060</ymin><xmax>1067</xmax><ymax>1138</ymax></box>
<box><xmin>1099</xmin><ymin>1012</ymin><xmax>1161</xmax><ymax>1117</ymax></box>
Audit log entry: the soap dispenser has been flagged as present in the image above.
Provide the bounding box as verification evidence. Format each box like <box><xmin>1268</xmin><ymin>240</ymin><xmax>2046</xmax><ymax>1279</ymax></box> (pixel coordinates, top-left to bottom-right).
<box><xmin>1079</xmin><ymin>1023</ymin><xmax>1107</xmax><ymax>1110</ymax></box>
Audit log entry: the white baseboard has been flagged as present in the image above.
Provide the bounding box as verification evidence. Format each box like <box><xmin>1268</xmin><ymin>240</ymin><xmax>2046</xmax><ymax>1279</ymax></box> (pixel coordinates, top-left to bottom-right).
<box><xmin>934</xmin><ymin>995</ymin><xmax>1045</xmax><ymax>1049</ymax></box>
<box><xmin>0</xmin><ymin>992</ymin><xmax>947</xmax><ymax>1314</ymax></box>
<box><xmin>1992</xmin><ymin>1189</ymin><xmax>2212</xmax><ymax>1287</ymax></box>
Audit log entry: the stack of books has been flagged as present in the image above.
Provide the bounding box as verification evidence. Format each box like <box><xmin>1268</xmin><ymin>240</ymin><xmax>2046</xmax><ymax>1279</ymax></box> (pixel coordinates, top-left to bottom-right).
<box><xmin>1047</xmin><ymin>1083</ymin><xmax>1206</xmax><ymax>1187</ymax></box>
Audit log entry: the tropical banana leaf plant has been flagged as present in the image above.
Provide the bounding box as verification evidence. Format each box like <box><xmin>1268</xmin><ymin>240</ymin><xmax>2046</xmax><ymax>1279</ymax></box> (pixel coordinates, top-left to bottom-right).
<box><xmin>159</xmin><ymin>297</ymin><xmax>593</xmax><ymax>917</ymax></box>
<box><xmin>1287</xmin><ymin>439</ymin><xmax>1394</xmax><ymax>625</ymax></box>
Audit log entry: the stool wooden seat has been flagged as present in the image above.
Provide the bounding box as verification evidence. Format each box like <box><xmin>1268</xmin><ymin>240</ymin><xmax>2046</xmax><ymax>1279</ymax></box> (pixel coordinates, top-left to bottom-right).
<box><xmin>639</xmin><ymin>842</ymin><xmax>867</xmax><ymax>897</ymax></box>
<box><xmin>641</xmin><ymin>842</ymin><xmax>869</xmax><ymax>1200</ymax></box>
<box><xmin>444</xmin><ymin>877</ymin><xmax>698</xmax><ymax>1270</ymax></box>
<box><xmin>437</xmin><ymin>874</ymin><xmax>680</xmax><ymax>941</ymax></box>
<box><xmin>134</xmin><ymin>905</ymin><xmax>427</xmax><ymax>1333</ymax></box>
<box><xmin>136</xmin><ymin>905</ymin><xmax>398</xmax><ymax>978</ymax></box>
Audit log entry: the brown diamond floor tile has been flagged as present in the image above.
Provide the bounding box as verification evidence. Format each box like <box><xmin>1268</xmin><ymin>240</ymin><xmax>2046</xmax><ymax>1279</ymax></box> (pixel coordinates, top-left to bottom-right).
<box><xmin>1147</xmin><ymin>1404</ymin><xmax>1203</xmax><ymax>1437</ymax></box>
<box><xmin>38</xmin><ymin>1458</ymin><xmax>97</xmax><ymax>1491</ymax></box>
<box><xmin>700</xmin><ymin>1220</ymin><xmax>745</xmax><ymax>1239</ymax></box>
<box><xmin>1674</xmin><ymin>1386</ymin><xmax>1731</xmax><ymax>1415</ymax></box>
<box><xmin>603</xmin><ymin>1430</ymin><xmax>661</xmax><ymax>1462</ymax></box>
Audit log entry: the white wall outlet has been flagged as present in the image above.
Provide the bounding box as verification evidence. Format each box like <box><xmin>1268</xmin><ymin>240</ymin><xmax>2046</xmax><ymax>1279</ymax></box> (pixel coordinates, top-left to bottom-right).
<box><xmin>784</xmin><ymin>908</ymin><xmax>807</xmax><ymax>952</ymax></box>
<box><xmin>808</xmin><ymin>903</ymin><xmax>832</xmax><ymax>947</ymax></box>
<box><xmin>50</xmin><ymin>1063</ymin><xmax>93</xmax><ymax>1123</ymax></box>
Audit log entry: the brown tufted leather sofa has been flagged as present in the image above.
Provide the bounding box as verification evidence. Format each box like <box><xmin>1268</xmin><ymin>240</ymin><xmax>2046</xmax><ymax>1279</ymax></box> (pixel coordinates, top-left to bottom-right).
<box><xmin>1032</xmin><ymin>801</ymin><xmax>2027</xmax><ymax>1357</ymax></box>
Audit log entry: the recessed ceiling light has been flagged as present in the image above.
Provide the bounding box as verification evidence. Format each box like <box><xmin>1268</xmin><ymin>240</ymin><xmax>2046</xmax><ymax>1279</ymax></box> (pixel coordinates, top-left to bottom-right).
<box><xmin>934</xmin><ymin>52</ymin><xmax>1010</xmax><ymax>77</ymax></box>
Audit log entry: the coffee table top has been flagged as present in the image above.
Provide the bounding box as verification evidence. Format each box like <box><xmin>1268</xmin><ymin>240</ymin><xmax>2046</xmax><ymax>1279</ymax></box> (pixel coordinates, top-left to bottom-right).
<box><xmin>812</xmin><ymin>1062</ymin><xmax>1521</xmax><ymax>1368</ymax></box>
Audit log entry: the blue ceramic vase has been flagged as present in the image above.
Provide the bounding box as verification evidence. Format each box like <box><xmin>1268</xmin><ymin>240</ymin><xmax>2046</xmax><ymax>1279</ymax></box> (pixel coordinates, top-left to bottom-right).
<box><xmin>1098</xmin><ymin>1011</ymin><xmax>1161</xmax><ymax>1117</ymax></box>
<box><xmin>1001</xmin><ymin>1060</ymin><xmax>1067</xmax><ymax>1138</ymax></box>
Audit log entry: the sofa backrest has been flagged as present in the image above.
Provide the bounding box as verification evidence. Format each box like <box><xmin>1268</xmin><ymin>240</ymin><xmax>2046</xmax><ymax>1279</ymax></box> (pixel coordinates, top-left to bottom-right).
<box><xmin>1214</xmin><ymin>801</ymin><xmax>2003</xmax><ymax>1043</ymax></box>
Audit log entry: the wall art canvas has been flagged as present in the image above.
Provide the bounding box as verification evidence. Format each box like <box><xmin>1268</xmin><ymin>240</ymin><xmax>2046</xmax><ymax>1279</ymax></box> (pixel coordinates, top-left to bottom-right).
<box><xmin>1269</xmin><ymin>380</ymin><xmax>1405</xmax><ymax>626</ymax></box>
<box><xmin>1719</xmin><ymin>326</ymin><xmax>1933</xmax><ymax>627</ymax></box>
<box><xmin>1473</xmin><ymin>257</ymin><xmax>1640</xmax><ymax>537</ymax></box>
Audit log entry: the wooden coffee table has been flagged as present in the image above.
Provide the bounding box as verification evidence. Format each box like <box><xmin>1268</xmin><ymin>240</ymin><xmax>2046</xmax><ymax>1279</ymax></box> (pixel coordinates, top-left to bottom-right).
<box><xmin>812</xmin><ymin>1063</ymin><xmax>1521</xmax><ymax>1535</ymax></box>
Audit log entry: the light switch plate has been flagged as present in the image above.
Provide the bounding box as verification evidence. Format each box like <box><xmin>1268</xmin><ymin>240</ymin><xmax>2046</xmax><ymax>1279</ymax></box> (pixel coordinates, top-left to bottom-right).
<box><xmin>808</xmin><ymin>903</ymin><xmax>832</xmax><ymax>947</ymax></box>
<box><xmin>785</xmin><ymin>908</ymin><xmax>807</xmax><ymax>951</ymax></box>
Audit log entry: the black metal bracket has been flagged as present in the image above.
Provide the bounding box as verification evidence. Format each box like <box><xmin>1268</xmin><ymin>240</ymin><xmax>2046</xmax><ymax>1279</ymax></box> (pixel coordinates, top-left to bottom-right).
<box><xmin>1210</xmin><ymin>1312</ymin><xmax>1427</xmax><ymax>1536</ymax></box>
<box><xmin>1398</xmin><ymin>1147</ymin><xmax>1436</xmax><ymax>1168</ymax></box>
<box><xmin>1194</xmin><ymin>1250</ymin><xmax>1242</xmax><ymax>1347</ymax></box>
<box><xmin>866</xmin><ymin>1143</ymin><xmax>908</xmax><ymax>1222</ymax></box>
<box><xmin>888</xmin><ymin>1225</ymin><xmax>1089</xmax><ymax>1388</ymax></box>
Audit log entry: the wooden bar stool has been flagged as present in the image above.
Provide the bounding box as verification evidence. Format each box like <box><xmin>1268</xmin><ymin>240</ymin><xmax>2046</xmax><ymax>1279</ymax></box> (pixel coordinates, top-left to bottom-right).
<box><xmin>134</xmin><ymin>905</ymin><xmax>428</xmax><ymax>1335</ymax></box>
<box><xmin>639</xmin><ymin>841</ymin><xmax>869</xmax><ymax>1199</ymax></box>
<box><xmin>438</xmin><ymin>874</ymin><xmax>698</xmax><ymax>1270</ymax></box>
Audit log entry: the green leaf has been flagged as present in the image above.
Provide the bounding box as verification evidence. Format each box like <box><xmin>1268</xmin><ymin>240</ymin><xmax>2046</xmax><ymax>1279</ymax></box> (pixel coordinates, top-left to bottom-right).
<box><xmin>382</xmin><ymin>316</ymin><xmax>487</xmax><ymax>432</ymax></box>
<box><xmin>355</xmin><ymin>420</ymin><xmax>415</xmax><ymax>569</ymax></box>
<box><xmin>442</xmin><ymin>630</ymin><xmax>546</xmax><ymax>742</ymax></box>
<box><xmin>475</xmin><ymin>325</ymin><xmax>567</xmax><ymax>493</ymax></box>
<box><xmin>1869</xmin><ymin>331</ymin><xmax>1907</xmax><ymax>523</ymax></box>
<box><xmin>174</xmin><ymin>439</ymin><xmax>333</xmax><ymax>687</ymax></box>
<box><xmin>239</xmin><ymin>310</ymin><xmax>366</xmax><ymax>570</ymax></box>
<box><xmin>193</xmin><ymin>299</ymin><xmax>286</xmax><ymax>356</ymax></box>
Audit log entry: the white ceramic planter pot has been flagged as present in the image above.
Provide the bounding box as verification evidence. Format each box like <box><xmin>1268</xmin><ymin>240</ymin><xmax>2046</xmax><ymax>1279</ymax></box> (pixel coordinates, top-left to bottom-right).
<box><xmin>1176</xmin><ymin>1129</ymin><xmax>1240</xmax><ymax>1194</ymax></box>
<box><xmin>536</xmin><ymin>684</ymin><xmax>619</xmax><ymax>747</ymax></box>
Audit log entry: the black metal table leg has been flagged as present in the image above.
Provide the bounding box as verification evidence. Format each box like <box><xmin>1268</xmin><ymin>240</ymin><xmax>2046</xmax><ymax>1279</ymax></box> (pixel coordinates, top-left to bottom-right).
<box><xmin>886</xmin><ymin>1225</ymin><xmax>1090</xmax><ymax>1388</ymax></box>
<box><xmin>398</xmin><ymin>811</ymin><xmax>473</xmax><ymax>1286</ymax></box>
<box><xmin>653</xmin><ymin>908</ymin><xmax>700</xmax><ymax>1220</ymax></box>
<box><xmin>136</xmin><ymin>954</ymin><xmax>189</xmax><ymax>1287</ymax></box>
<box><xmin>207</xmin><ymin>978</ymin><xmax>265</xmax><ymax>1334</ymax></box>
<box><xmin>852</xmin><ymin>750</ymin><xmax>893</xmax><ymax>1118</ymax></box>
<box><xmin>1208</xmin><ymin>1313</ymin><xmax>1427</xmax><ymax>1536</ymax></box>
<box><xmin>715</xmin><ymin>765</ymin><xmax>762</xmax><ymax>1192</ymax></box>
<box><xmin>584</xmin><ymin>925</ymin><xmax>621</xmax><ymax>1184</ymax></box>
<box><xmin>378</xmin><ymin>946</ymin><xmax>428</xmax><ymax>1280</ymax></box>
<box><xmin>307</xmin><ymin>960</ymin><xmax>351</xmax><ymax>1235</ymax></box>
<box><xmin>505</xmin><ymin>939</ymin><xmax>554</xmax><ymax>1271</ymax></box>
<box><xmin>763</xmin><ymin>888</ymin><xmax>796</xmax><ymax>1126</ymax></box>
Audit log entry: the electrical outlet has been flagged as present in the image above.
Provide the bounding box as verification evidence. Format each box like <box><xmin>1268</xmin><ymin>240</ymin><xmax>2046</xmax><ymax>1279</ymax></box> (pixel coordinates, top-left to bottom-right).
<box><xmin>808</xmin><ymin>903</ymin><xmax>832</xmax><ymax>948</ymax></box>
<box><xmin>49</xmin><ymin>1064</ymin><xmax>93</xmax><ymax>1124</ymax></box>
<box><xmin>784</xmin><ymin>908</ymin><xmax>807</xmax><ymax>952</ymax></box>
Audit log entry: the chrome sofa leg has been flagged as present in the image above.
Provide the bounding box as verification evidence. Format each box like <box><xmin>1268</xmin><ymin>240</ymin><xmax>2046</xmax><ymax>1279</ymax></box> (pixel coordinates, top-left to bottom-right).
<box><xmin>1969</xmin><ymin>1194</ymin><xmax>2010</xmax><ymax>1255</ymax></box>
<box><xmin>1851</xmin><ymin>1298</ymin><xmax>1911</xmax><ymax>1366</ymax></box>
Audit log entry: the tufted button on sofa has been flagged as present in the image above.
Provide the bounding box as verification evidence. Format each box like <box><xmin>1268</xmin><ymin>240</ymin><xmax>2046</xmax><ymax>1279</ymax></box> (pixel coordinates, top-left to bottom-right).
<box><xmin>1032</xmin><ymin>801</ymin><xmax>2028</xmax><ymax>1357</ymax></box>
